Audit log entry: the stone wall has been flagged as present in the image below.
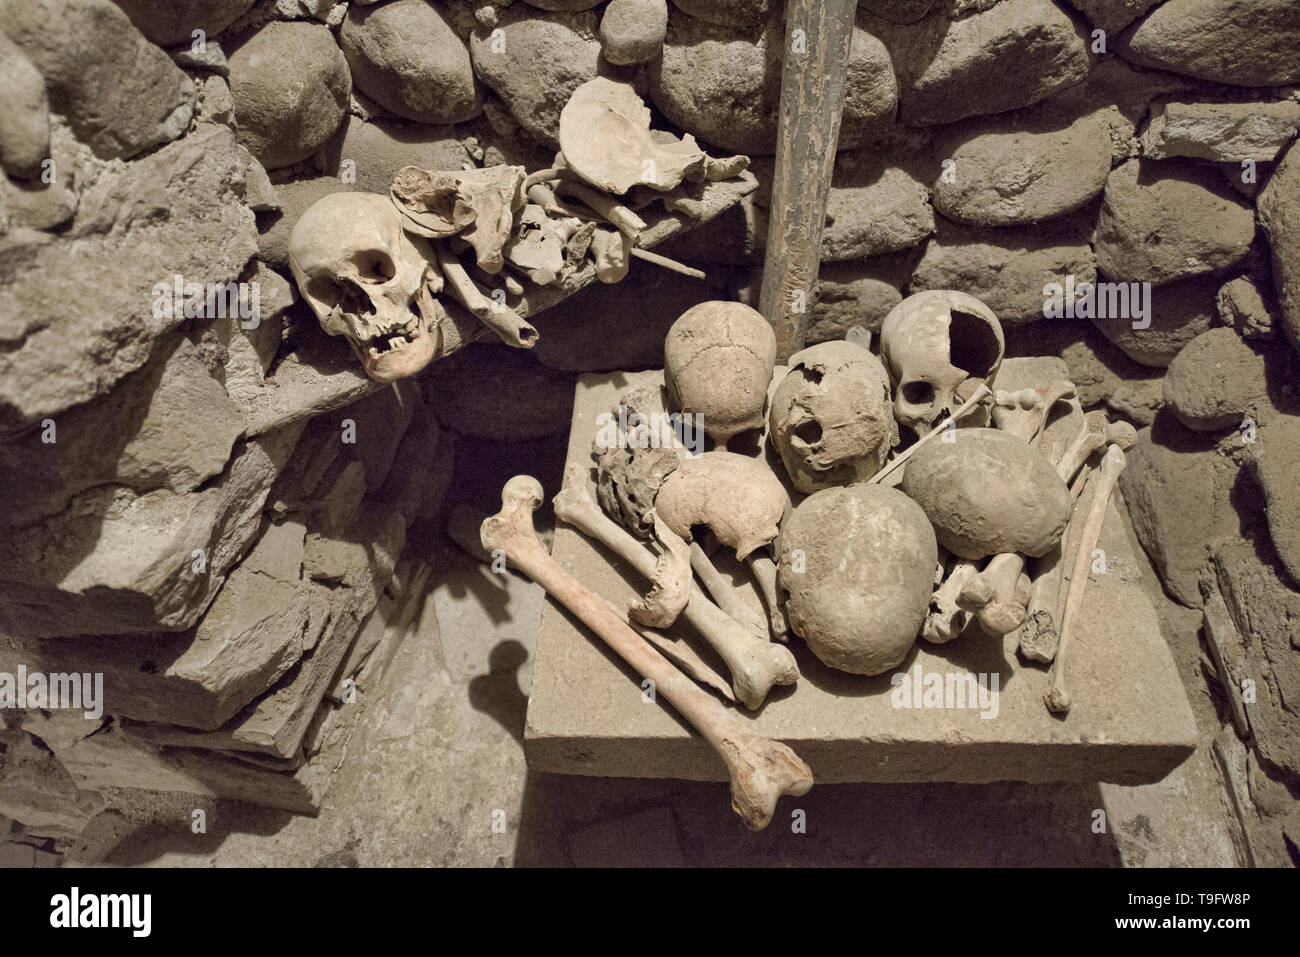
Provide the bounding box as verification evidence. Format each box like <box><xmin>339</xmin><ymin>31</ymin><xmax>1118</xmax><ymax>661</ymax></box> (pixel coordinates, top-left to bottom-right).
<box><xmin>0</xmin><ymin>0</ymin><xmax>1297</xmax><ymax>861</ymax></box>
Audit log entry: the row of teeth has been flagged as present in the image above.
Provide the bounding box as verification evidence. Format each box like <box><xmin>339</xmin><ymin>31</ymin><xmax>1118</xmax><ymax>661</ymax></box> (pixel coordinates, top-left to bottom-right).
<box><xmin>369</xmin><ymin>315</ymin><xmax>420</xmax><ymax>337</ymax></box>
<box><xmin>367</xmin><ymin>327</ymin><xmax>422</xmax><ymax>358</ymax></box>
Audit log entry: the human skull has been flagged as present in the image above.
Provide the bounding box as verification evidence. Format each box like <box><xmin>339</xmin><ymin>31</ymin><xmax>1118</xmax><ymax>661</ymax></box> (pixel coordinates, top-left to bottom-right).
<box><xmin>288</xmin><ymin>192</ymin><xmax>442</xmax><ymax>383</ymax></box>
<box><xmin>769</xmin><ymin>340</ymin><xmax>896</xmax><ymax>493</ymax></box>
<box><xmin>664</xmin><ymin>301</ymin><xmax>777</xmax><ymax>449</ymax></box>
<box><xmin>879</xmin><ymin>290</ymin><xmax>1004</xmax><ymax>436</ymax></box>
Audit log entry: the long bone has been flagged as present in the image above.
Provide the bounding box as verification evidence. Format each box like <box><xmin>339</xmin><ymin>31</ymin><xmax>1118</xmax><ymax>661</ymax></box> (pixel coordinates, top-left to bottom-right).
<box><xmin>1069</xmin><ymin>420</ymin><xmax>1136</xmax><ymax>503</ymax></box>
<box><xmin>957</xmin><ymin>552</ymin><xmax>1031</xmax><ymax>637</ymax></box>
<box><xmin>1016</xmin><ymin>414</ymin><xmax>1134</xmax><ymax>661</ymax></box>
<box><xmin>434</xmin><ymin>242</ymin><xmax>538</xmax><ymax>348</ymax></box>
<box><xmin>1054</xmin><ymin>413</ymin><xmax>1135</xmax><ymax>494</ymax></box>
<box><xmin>1054</xmin><ymin>421</ymin><xmax>1137</xmax><ymax>627</ymax></box>
<box><xmin>483</xmin><ymin>475</ymin><xmax>812</xmax><ymax>829</ymax></box>
<box><xmin>1044</xmin><ymin>444</ymin><xmax>1127</xmax><ymax>714</ymax></box>
<box><xmin>688</xmin><ymin>542</ymin><xmax>768</xmax><ymax>641</ymax></box>
<box><xmin>553</xmin><ymin>179</ymin><xmax>647</xmax><ymax>240</ymax></box>
<box><xmin>746</xmin><ymin>553</ymin><xmax>789</xmax><ymax>642</ymax></box>
<box><xmin>552</xmin><ymin>467</ymin><xmax>799</xmax><ymax>710</ymax></box>
<box><xmin>612</xmin><ymin>599</ymin><xmax>734</xmax><ymax>703</ymax></box>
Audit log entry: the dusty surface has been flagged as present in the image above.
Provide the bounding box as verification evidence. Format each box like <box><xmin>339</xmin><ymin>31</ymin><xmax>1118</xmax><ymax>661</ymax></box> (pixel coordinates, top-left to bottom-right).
<box><xmin>526</xmin><ymin>371</ymin><xmax>1198</xmax><ymax>787</ymax></box>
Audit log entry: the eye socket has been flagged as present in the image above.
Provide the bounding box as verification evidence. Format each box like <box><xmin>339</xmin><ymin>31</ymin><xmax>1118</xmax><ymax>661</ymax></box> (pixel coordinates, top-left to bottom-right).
<box><xmin>901</xmin><ymin>381</ymin><xmax>936</xmax><ymax>406</ymax></box>
<box><xmin>352</xmin><ymin>250</ymin><xmax>397</xmax><ymax>284</ymax></box>
<box><xmin>793</xmin><ymin>420</ymin><xmax>823</xmax><ymax>445</ymax></box>
<box><xmin>306</xmin><ymin>275</ymin><xmax>374</xmax><ymax>319</ymax></box>
<box><xmin>306</xmin><ymin>276</ymin><xmax>343</xmax><ymax>308</ymax></box>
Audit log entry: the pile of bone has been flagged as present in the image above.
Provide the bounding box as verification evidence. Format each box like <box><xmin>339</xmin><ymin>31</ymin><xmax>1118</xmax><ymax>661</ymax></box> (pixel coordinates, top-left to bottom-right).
<box><xmin>287</xmin><ymin>77</ymin><xmax>748</xmax><ymax>384</ymax></box>
<box><xmin>482</xmin><ymin>290</ymin><xmax>1136</xmax><ymax>828</ymax></box>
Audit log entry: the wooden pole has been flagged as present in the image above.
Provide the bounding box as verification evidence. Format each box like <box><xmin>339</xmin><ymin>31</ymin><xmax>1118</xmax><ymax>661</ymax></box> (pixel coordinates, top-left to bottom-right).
<box><xmin>758</xmin><ymin>0</ymin><xmax>857</xmax><ymax>361</ymax></box>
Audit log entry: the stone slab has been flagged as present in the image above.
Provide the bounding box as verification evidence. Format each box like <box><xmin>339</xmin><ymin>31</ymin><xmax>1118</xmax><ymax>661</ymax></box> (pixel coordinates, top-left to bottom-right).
<box><xmin>524</xmin><ymin>369</ymin><xmax>1199</xmax><ymax>785</ymax></box>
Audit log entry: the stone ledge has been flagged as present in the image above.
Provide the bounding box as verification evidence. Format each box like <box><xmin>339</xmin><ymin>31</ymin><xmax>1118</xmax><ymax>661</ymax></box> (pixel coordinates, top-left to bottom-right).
<box><xmin>524</xmin><ymin>369</ymin><xmax>1199</xmax><ymax>785</ymax></box>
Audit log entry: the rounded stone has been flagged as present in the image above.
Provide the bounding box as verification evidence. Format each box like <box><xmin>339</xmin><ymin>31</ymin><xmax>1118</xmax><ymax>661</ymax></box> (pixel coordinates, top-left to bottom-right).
<box><xmin>469</xmin><ymin>8</ymin><xmax>602</xmax><ymax>150</ymax></box>
<box><xmin>1162</xmin><ymin>327</ymin><xmax>1272</xmax><ymax>431</ymax></box>
<box><xmin>600</xmin><ymin>0</ymin><xmax>668</xmax><ymax>65</ymax></box>
<box><xmin>424</xmin><ymin>344</ymin><xmax>576</xmax><ymax>441</ymax></box>
<box><xmin>647</xmin><ymin>15</ymin><xmax>896</xmax><ymax>155</ymax></box>
<box><xmin>228</xmin><ymin>21</ymin><xmax>351</xmax><ymax>170</ymax></box>
<box><xmin>0</xmin><ymin>33</ymin><xmax>50</xmax><ymax>179</ymax></box>
<box><xmin>899</xmin><ymin>428</ymin><xmax>1072</xmax><ymax>559</ymax></box>
<box><xmin>339</xmin><ymin>0</ymin><xmax>481</xmax><ymax>125</ymax></box>
<box><xmin>779</xmin><ymin>484</ymin><xmax>937</xmax><ymax>676</ymax></box>
<box><xmin>319</xmin><ymin>116</ymin><xmax>470</xmax><ymax>195</ymax></box>
<box><xmin>932</xmin><ymin>111</ymin><xmax>1112</xmax><ymax>227</ymax></box>
<box><xmin>112</xmin><ymin>0</ymin><xmax>258</xmax><ymax>47</ymax></box>
<box><xmin>1117</xmin><ymin>0</ymin><xmax>1300</xmax><ymax>87</ymax></box>
<box><xmin>1093</xmin><ymin>158</ymin><xmax>1256</xmax><ymax>286</ymax></box>
<box><xmin>1090</xmin><ymin>272</ymin><xmax>1219</xmax><ymax>368</ymax></box>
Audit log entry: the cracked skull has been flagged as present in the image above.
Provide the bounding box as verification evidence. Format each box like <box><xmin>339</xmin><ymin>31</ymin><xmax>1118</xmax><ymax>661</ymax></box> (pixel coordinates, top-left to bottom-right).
<box><xmin>663</xmin><ymin>301</ymin><xmax>777</xmax><ymax>449</ymax></box>
<box><xmin>289</xmin><ymin>192</ymin><xmax>443</xmax><ymax>383</ymax></box>
<box><xmin>879</xmin><ymin>290</ymin><xmax>1004</xmax><ymax>436</ymax></box>
<box><xmin>769</xmin><ymin>340</ymin><xmax>896</xmax><ymax>493</ymax></box>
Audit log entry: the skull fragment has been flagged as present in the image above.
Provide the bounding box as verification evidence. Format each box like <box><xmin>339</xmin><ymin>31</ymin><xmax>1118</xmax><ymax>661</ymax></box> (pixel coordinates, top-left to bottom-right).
<box><xmin>879</xmin><ymin>290</ymin><xmax>1004</xmax><ymax>436</ymax></box>
<box><xmin>289</xmin><ymin>193</ymin><xmax>443</xmax><ymax>383</ymax></box>
<box><xmin>769</xmin><ymin>340</ymin><xmax>896</xmax><ymax>493</ymax></box>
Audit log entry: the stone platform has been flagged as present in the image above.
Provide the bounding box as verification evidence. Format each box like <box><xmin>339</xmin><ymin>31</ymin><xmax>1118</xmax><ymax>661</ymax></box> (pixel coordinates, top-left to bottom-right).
<box><xmin>524</xmin><ymin>368</ymin><xmax>1198</xmax><ymax>785</ymax></box>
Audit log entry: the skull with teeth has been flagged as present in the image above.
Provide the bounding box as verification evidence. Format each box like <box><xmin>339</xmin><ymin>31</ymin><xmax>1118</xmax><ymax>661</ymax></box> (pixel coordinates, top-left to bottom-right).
<box><xmin>289</xmin><ymin>192</ymin><xmax>444</xmax><ymax>383</ymax></box>
<box><xmin>879</xmin><ymin>290</ymin><xmax>1004</xmax><ymax>437</ymax></box>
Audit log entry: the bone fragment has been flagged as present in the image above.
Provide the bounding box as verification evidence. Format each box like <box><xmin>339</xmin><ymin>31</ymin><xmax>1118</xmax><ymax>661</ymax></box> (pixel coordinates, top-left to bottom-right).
<box><xmin>922</xmin><ymin>557</ymin><xmax>979</xmax><ymax>643</ymax></box>
<box><xmin>484</xmin><ymin>475</ymin><xmax>812</xmax><ymax>829</ymax></box>
<box><xmin>1069</xmin><ymin>421</ymin><xmax>1137</xmax><ymax>503</ymax></box>
<box><xmin>705</xmin><ymin>154</ymin><xmax>751</xmax><ymax>181</ymax></box>
<box><xmin>1055</xmin><ymin>411</ymin><xmax>1108</xmax><ymax>487</ymax></box>
<box><xmin>591</xmin><ymin>227</ymin><xmax>631</xmax><ymax>283</ymax></box>
<box><xmin>1044</xmin><ymin>444</ymin><xmax>1127</xmax><ymax>714</ymax></box>
<box><xmin>629</xmin><ymin>246</ymin><xmax>706</xmax><ymax>279</ymax></box>
<box><xmin>553</xmin><ymin>466</ymin><xmax>799</xmax><ymax>710</ymax></box>
<box><xmin>555</xmin><ymin>180</ymin><xmax>647</xmax><ymax>241</ymax></box>
<box><xmin>435</xmin><ymin>242</ymin><xmax>538</xmax><ymax>348</ymax></box>
<box><xmin>745</xmin><ymin>553</ymin><xmax>789</xmax><ymax>642</ymax></box>
<box><xmin>628</xmin><ymin>510</ymin><xmax>693</xmax><ymax>629</ymax></box>
<box><xmin>992</xmin><ymin>380</ymin><xmax>1076</xmax><ymax>444</ymax></box>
